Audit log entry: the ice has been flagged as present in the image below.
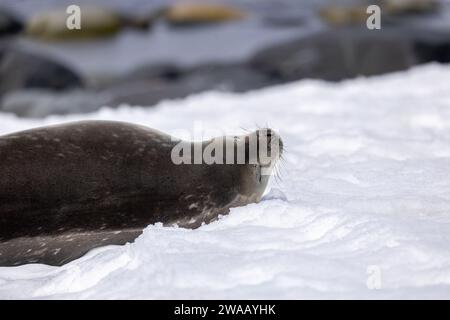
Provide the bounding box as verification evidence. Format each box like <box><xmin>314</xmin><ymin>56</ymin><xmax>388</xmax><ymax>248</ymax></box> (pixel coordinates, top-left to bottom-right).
<box><xmin>1</xmin><ymin>63</ymin><xmax>450</xmax><ymax>299</ymax></box>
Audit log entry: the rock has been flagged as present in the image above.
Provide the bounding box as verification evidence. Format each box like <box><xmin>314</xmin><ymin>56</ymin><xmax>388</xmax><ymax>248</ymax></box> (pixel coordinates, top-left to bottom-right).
<box><xmin>0</xmin><ymin>47</ymin><xmax>83</xmax><ymax>96</ymax></box>
<box><xmin>25</xmin><ymin>6</ymin><xmax>122</xmax><ymax>41</ymax></box>
<box><xmin>103</xmin><ymin>78</ymin><xmax>197</xmax><ymax>107</ymax></box>
<box><xmin>0</xmin><ymin>61</ymin><xmax>272</xmax><ymax>117</ymax></box>
<box><xmin>0</xmin><ymin>89</ymin><xmax>110</xmax><ymax>118</ymax></box>
<box><xmin>382</xmin><ymin>0</ymin><xmax>439</xmax><ymax>15</ymax></box>
<box><xmin>414</xmin><ymin>40</ymin><xmax>450</xmax><ymax>63</ymax></box>
<box><xmin>250</xmin><ymin>28</ymin><xmax>418</xmax><ymax>82</ymax></box>
<box><xmin>123</xmin><ymin>63</ymin><xmax>183</xmax><ymax>82</ymax></box>
<box><xmin>165</xmin><ymin>3</ymin><xmax>245</xmax><ymax>26</ymax></box>
<box><xmin>95</xmin><ymin>63</ymin><xmax>185</xmax><ymax>106</ymax></box>
<box><xmin>125</xmin><ymin>62</ymin><xmax>270</xmax><ymax>91</ymax></box>
<box><xmin>105</xmin><ymin>63</ymin><xmax>272</xmax><ymax>107</ymax></box>
<box><xmin>410</xmin><ymin>27</ymin><xmax>450</xmax><ymax>63</ymax></box>
<box><xmin>0</xmin><ymin>8</ymin><xmax>23</xmax><ymax>36</ymax></box>
<box><xmin>319</xmin><ymin>5</ymin><xmax>370</xmax><ymax>26</ymax></box>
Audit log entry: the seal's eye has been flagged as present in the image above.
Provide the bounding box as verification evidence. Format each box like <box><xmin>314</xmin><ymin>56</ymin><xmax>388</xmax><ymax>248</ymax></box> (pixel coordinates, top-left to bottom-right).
<box><xmin>256</xmin><ymin>129</ymin><xmax>273</xmax><ymax>142</ymax></box>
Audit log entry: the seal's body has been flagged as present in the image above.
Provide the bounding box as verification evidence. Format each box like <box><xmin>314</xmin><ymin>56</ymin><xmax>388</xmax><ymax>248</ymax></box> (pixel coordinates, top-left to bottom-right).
<box><xmin>0</xmin><ymin>121</ymin><xmax>282</xmax><ymax>266</ymax></box>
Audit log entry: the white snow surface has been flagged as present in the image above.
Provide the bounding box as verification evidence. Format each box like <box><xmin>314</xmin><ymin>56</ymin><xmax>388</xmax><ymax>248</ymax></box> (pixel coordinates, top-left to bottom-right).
<box><xmin>1</xmin><ymin>64</ymin><xmax>450</xmax><ymax>299</ymax></box>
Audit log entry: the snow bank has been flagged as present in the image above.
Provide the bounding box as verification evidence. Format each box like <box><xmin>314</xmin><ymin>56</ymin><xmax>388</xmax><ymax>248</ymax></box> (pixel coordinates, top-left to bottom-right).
<box><xmin>1</xmin><ymin>64</ymin><xmax>450</xmax><ymax>299</ymax></box>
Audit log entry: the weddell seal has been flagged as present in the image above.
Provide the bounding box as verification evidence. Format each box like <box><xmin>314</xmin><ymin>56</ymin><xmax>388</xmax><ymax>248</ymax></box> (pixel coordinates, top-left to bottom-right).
<box><xmin>0</xmin><ymin>120</ymin><xmax>283</xmax><ymax>266</ymax></box>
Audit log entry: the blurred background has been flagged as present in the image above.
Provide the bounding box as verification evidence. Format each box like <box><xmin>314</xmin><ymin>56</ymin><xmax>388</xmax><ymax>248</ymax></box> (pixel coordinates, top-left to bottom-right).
<box><xmin>0</xmin><ymin>0</ymin><xmax>449</xmax><ymax>118</ymax></box>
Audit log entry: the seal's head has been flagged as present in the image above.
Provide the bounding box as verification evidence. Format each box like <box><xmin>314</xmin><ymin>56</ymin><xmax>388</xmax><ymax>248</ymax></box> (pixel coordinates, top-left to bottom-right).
<box><xmin>194</xmin><ymin>127</ymin><xmax>283</xmax><ymax>206</ymax></box>
<box><xmin>234</xmin><ymin>128</ymin><xmax>284</xmax><ymax>202</ymax></box>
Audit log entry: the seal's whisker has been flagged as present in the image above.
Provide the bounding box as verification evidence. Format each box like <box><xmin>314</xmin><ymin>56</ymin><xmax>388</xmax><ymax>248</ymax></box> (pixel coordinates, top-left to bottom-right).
<box><xmin>277</xmin><ymin>165</ymin><xmax>283</xmax><ymax>180</ymax></box>
<box><xmin>274</xmin><ymin>169</ymin><xmax>279</xmax><ymax>184</ymax></box>
<box><xmin>272</xmin><ymin>160</ymin><xmax>283</xmax><ymax>185</ymax></box>
<box><xmin>278</xmin><ymin>158</ymin><xmax>288</xmax><ymax>179</ymax></box>
<box><xmin>272</xmin><ymin>169</ymin><xmax>281</xmax><ymax>186</ymax></box>
<box><xmin>278</xmin><ymin>164</ymin><xmax>288</xmax><ymax>178</ymax></box>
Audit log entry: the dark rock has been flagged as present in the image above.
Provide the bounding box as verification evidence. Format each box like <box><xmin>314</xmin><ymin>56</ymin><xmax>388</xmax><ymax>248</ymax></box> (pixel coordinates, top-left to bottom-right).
<box><xmin>105</xmin><ymin>63</ymin><xmax>272</xmax><ymax>107</ymax></box>
<box><xmin>416</xmin><ymin>42</ymin><xmax>450</xmax><ymax>63</ymax></box>
<box><xmin>250</xmin><ymin>28</ymin><xmax>419</xmax><ymax>82</ymax></box>
<box><xmin>411</xmin><ymin>28</ymin><xmax>450</xmax><ymax>63</ymax></box>
<box><xmin>414</xmin><ymin>40</ymin><xmax>450</xmax><ymax>63</ymax></box>
<box><xmin>0</xmin><ymin>61</ymin><xmax>273</xmax><ymax>117</ymax></box>
<box><xmin>103</xmin><ymin>78</ymin><xmax>198</xmax><ymax>107</ymax></box>
<box><xmin>0</xmin><ymin>47</ymin><xmax>84</xmax><ymax>96</ymax></box>
<box><xmin>123</xmin><ymin>63</ymin><xmax>183</xmax><ymax>82</ymax></box>
<box><xmin>0</xmin><ymin>8</ymin><xmax>22</xmax><ymax>36</ymax></box>
<box><xmin>87</xmin><ymin>63</ymin><xmax>182</xmax><ymax>91</ymax></box>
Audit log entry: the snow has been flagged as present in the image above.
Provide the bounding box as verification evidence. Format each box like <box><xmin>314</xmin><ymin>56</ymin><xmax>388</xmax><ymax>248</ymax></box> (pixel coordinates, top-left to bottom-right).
<box><xmin>1</xmin><ymin>63</ymin><xmax>450</xmax><ymax>299</ymax></box>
